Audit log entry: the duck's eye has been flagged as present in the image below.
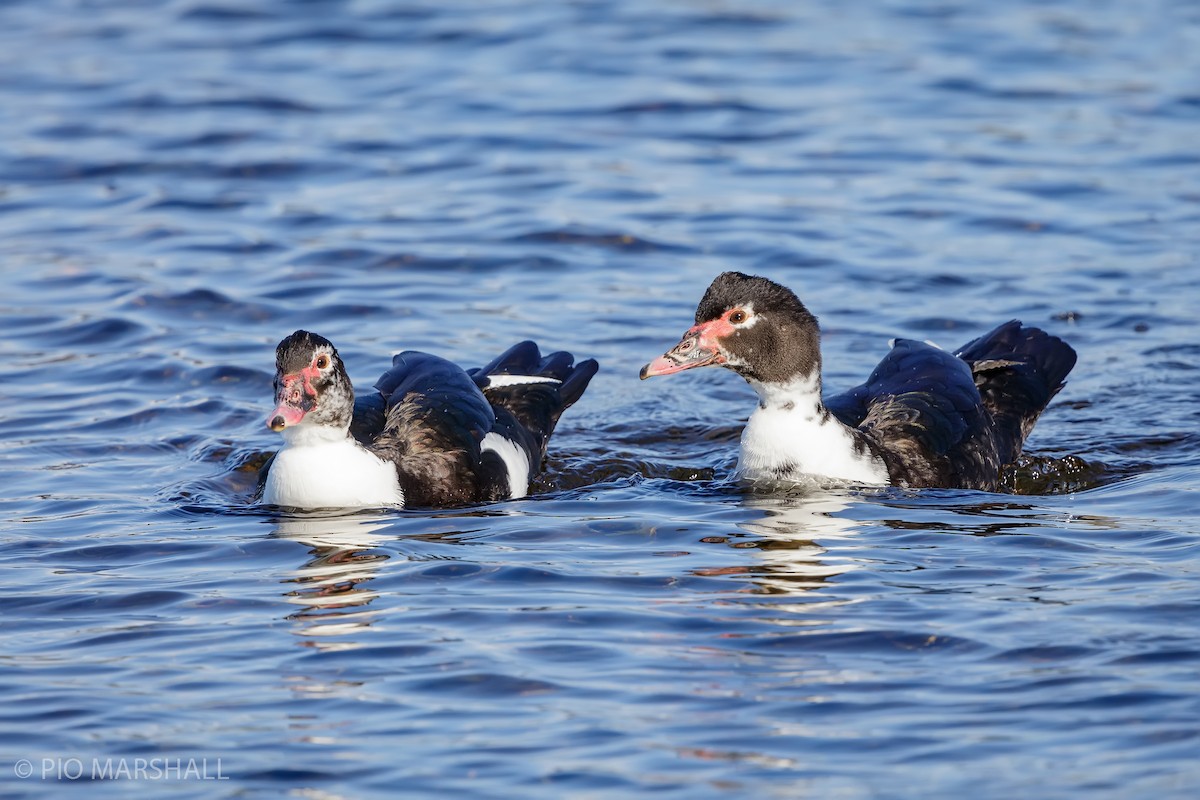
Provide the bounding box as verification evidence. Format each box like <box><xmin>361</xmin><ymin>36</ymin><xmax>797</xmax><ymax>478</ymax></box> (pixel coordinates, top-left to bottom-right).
<box><xmin>729</xmin><ymin>309</ymin><xmax>747</xmax><ymax>324</ymax></box>
<box><xmin>315</xmin><ymin>354</ymin><xmax>331</xmax><ymax>370</ymax></box>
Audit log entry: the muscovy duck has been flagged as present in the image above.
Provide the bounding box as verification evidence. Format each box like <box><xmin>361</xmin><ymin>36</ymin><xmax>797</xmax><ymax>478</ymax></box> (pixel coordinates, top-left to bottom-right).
<box><xmin>640</xmin><ymin>272</ymin><xmax>1076</xmax><ymax>491</ymax></box>
<box><xmin>261</xmin><ymin>331</ymin><xmax>597</xmax><ymax>509</ymax></box>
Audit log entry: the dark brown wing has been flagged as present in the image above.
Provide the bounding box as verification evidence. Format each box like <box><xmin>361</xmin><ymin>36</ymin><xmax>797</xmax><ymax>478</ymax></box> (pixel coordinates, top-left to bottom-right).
<box><xmin>361</xmin><ymin>351</ymin><xmax>509</xmax><ymax>507</ymax></box>
<box><xmin>839</xmin><ymin>339</ymin><xmax>1004</xmax><ymax>490</ymax></box>
<box><xmin>469</xmin><ymin>341</ymin><xmax>599</xmax><ymax>465</ymax></box>
<box><xmin>954</xmin><ymin>320</ymin><xmax>1077</xmax><ymax>463</ymax></box>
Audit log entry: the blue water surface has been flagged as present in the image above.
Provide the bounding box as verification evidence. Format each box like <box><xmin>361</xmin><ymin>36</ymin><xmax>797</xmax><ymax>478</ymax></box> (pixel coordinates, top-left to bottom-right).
<box><xmin>2</xmin><ymin>1</ymin><xmax>1199</xmax><ymax>797</ymax></box>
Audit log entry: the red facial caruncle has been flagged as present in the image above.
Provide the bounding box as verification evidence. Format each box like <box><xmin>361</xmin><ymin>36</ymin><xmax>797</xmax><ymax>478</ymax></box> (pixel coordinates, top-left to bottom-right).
<box><xmin>639</xmin><ymin>306</ymin><xmax>751</xmax><ymax>379</ymax></box>
<box><xmin>267</xmin><ymin>352</ymin><xmax>330</xmax><ymax>431</ymax></box>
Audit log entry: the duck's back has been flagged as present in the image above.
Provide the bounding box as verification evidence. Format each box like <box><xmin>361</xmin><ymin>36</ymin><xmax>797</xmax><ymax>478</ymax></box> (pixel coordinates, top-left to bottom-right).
<box><xmin>355</xmin><ymin>351</ymin><xmax>501</xmax><ymax>506</ymax></box>
<box><xmin>826</xmin><ymin>322</ymin><xmax>1076</xmax><ymax>490</ymax></box>
<box><xmin>352</xmin><ymin>342</ymin><xmax>598</xmax><ymax>507</ymax></box>
<box><xmin>826</xmin><ymin>339</ymin><xmax>1000</xmax><ymax>489</ymax></box>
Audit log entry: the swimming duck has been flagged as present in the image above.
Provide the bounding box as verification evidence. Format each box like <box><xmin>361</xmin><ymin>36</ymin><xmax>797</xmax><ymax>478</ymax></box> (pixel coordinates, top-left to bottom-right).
<box><xmin>261</xmin><ymin>331</ymin><xmax>597</xmax><ymax>509</ymax></box>
<box><xmin>640</xmin><ymin>272</ymin><xmax>1075</xmax><ymax>490</ymax></box>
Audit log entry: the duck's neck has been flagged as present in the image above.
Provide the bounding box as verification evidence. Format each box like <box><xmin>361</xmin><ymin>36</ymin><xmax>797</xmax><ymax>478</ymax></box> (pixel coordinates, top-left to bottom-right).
<box><xmin>739</xmin><ymin>372</ymin><xmax>889</xmax><ymax>485</ymax></box>
<box><xmin>749</xmin><ymin>372</ymin><xmax>824</xmax><ymax>413</ymax></box>
<box><xmin>278</xmin><ymin>423</ymin><xmax>352</xmax><ymax>448</ymax></box>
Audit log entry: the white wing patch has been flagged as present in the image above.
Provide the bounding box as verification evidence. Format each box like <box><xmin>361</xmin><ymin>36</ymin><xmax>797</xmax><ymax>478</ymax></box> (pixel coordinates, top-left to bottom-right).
<box><xmin>484</xmin><ymin>375</ymin><xmax>561</xmax><ymax>388</ymax></box>
<box><xmin>480</xmin><ymin>432</ymin><xmax>531</xmax><ymax>499</ymax></box>
<box><xmin>889</xmin><ymin>337</ymin><xmax>943</xmax><ymax>350</ymax></box>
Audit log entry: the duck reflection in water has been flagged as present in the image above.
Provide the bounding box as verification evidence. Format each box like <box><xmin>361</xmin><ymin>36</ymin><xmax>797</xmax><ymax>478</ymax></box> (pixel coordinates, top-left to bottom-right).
<box><xmin>271</xmin><ymin>512</ymin><xmax>394</xmax><ymax>651</ymax></box>
<box><xmin>694</xmin><ymin>489</ymin><xmax>863</xmax><ymax>600</ymax></box>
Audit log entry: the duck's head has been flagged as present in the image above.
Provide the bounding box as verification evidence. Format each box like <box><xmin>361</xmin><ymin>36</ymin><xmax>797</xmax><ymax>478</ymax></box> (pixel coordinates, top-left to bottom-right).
<box><xmin>640</xmin><ymin>271</ymin><xmax>822</xmax><ymax>386</ymax></box>
<box><xmin>267</xmin><ymin>330</ymin><xmax>354</xmax><ymax>435</ymax></box>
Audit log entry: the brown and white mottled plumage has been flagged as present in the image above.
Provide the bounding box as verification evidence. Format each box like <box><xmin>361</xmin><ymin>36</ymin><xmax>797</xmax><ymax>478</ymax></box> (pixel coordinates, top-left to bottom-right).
<box><xmin>641</xmin><ymin>272</ymin><xmax>1076</xmax><ymax>491</ymax></box>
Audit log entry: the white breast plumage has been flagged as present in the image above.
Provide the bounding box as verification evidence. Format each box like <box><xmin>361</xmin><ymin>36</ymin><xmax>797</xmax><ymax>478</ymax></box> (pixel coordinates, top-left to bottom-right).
<box><xmin>263</xmin><ymin>427</ymin><xmax>405</xmax><ymax>509</ymax></box>
<box><xmin>738</xmin><ymin>376</ymin><xmax>889</xmax><ymax>486</ymax></box>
